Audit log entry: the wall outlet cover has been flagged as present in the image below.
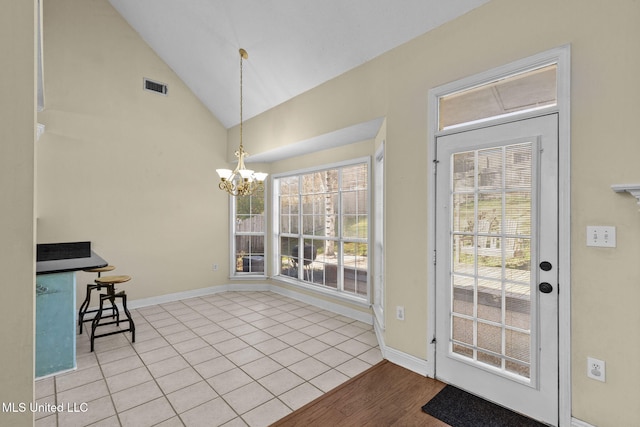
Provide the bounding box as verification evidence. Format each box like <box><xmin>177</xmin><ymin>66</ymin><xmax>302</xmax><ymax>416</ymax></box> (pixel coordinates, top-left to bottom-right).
<box><xmin>587</xmin><ymin>356</ymin><xmax>606</xmax><ymax>382</ymax></box>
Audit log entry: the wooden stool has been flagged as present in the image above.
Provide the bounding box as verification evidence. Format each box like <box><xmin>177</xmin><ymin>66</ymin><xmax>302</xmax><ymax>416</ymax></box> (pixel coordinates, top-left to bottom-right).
<box><xmin>90</xmin><ymin>275</ymin><xmax>135</xmax><ymax>352</ymax></box>
<box><xmin>78</xmin><ymin>265</ymin><xmax>117</xmax><ymax>334</ymax></box>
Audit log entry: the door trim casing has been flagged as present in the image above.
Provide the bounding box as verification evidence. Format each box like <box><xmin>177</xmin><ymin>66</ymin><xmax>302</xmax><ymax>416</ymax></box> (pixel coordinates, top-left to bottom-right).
<box><xmin>426</xmin><ymin>45</ymin><xmax>571</xmax><ymax>426</ymax></box>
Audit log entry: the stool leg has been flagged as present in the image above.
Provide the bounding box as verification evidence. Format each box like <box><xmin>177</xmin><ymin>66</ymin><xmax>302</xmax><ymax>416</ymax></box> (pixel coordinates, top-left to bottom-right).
<box><xmin>121</xmin><ymin>293</ymin><xmax>135</xmax><ymax>343</ymax></box>
<box><xmin>90</xmin><ymin>295</ymin><xmax>106</xmax><ymax>352</ymax></box>
<box><xmin>107</xmin><ymin>284</ymin><xmax>119</xmax><ymax>323</ymax></box>
<box><xmin>78</xmin><ymin>284</ymin><xmax>96</xmax><ymax>334</ymax></box>
<box><xmin>112</xmin><ymin>300</ymin><xmax>120</xmax><ymax>323</ymax></box>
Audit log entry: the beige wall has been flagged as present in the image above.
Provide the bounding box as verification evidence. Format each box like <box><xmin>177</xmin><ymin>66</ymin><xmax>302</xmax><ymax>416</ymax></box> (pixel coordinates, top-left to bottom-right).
<box><xmin>37</xmin><ymin>0</ymin><xmax>231</xmax><ymax>304</ymax></box>
<box><xmin>240</xmin><ymin>1</ymin><xmax>640</xmax><ymax>425</ymax></box>
<box><xmin>0</xmin><ymin>1</ymin><xmax>36</xmax><ymax>426</ymax></box>
<box><xmin>34</xmin><ymin>0</ymin><xmax>640</xmax><ymax>425</ymax></box>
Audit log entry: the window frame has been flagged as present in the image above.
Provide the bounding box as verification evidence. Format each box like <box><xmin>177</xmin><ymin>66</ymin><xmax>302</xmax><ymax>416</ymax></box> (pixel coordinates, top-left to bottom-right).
<box><xmin>373</xmin><ymin>143</ymin><xmax>385</xmax><ymax>329</ymax></box>
<box><xmin>271</xmin><ymin>157</ymin><xmax>371</xmax><ymax>305</ymax></box>
<box><xmin>438</xmin><ymin>64</ymin><xmax>558</xmax><ymax>132</ymax></box>
<box><xmin>229</xmin><ymin>187</ymin><xmax>268</xmax><ymax>279</ymax></box>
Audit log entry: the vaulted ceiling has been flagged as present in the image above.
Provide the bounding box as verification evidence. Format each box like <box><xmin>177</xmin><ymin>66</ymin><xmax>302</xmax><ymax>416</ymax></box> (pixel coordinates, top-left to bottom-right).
<box><xmin>108</xmin><ymin>0</ymin><xmax>490</xmax><ymax>129</ymax></box>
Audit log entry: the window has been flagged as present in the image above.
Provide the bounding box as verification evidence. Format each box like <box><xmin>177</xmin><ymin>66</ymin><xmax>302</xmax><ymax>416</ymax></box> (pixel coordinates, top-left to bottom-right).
<box><xmin>439</xmin><ymin>64</ymin><xmax>557</xmax><ymax>131</ymax></box>
<box><xmin>232</xmin><ymin>191</ymin><xmax>266</xmax><ymax>276</ymax></box>
<box><xmin>274</xmin><ymin>160</ymin><xmax>369</xmax><ymax>300</ymax></box>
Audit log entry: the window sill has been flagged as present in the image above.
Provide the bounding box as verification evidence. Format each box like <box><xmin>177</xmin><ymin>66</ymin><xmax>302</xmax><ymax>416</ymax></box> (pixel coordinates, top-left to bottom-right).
<box><xmin>273</xmin><ymin>275</ymin><xmax>370</xmax><ymax>309</ymax></box>
<box><xmin>230</xmin><ymin>274</ymin><xmax>268</xmax><ymax>281</ymax></box>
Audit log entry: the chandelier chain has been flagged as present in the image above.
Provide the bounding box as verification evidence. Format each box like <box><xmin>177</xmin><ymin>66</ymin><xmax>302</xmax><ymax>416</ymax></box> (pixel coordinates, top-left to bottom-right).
<box><xmin>215</xmin><ymin>48</ymin><xmax>267</xmax><ymax>197</ymax></box>
<box><xmin>239</xmin><ymin>49</ymin><xmax>243</xmax><ymax>150</ymax></box>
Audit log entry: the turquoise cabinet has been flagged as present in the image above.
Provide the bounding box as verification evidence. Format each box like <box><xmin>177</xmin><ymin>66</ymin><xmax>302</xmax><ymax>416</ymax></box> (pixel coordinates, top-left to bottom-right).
<box><xmin>35</xmin><ymin>272</ymin><xmax>76</xmax><ymax>378</ymax></box>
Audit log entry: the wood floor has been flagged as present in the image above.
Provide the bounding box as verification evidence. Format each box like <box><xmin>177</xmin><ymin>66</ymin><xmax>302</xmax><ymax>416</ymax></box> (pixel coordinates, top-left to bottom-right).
<box><xmin>271</xmin><ymin>360</ymin><xmax>451</xmax><ymax>427</ymax></box>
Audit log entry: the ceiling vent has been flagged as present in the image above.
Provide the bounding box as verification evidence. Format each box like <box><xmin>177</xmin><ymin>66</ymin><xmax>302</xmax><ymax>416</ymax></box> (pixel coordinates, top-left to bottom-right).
<box><xmin>143</xmin><ymin>78</ymin><xmax>168</xmax><ymax>95</ymax></box>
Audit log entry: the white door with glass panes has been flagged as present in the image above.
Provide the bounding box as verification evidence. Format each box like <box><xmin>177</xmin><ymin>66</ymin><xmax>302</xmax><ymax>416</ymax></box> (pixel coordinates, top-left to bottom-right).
<box><xmin>435</xmin><ymin>114</ymin><xmax>558</xmax><ymax>426</ymax></box>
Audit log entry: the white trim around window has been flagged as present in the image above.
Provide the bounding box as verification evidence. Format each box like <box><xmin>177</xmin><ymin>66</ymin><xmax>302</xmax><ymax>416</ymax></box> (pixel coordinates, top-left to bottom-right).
<box><xmin>373</xmin><ymin>143</ymin><xmax>385</xmax><ymax>330</ymax></box>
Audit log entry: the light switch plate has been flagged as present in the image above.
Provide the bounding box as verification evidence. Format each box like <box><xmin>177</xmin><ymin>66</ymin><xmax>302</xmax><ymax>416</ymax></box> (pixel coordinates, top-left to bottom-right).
<box><xmin>586</xmin><ymin>226</ymin><xmax>616</xmax><ymax>247</ymax></box>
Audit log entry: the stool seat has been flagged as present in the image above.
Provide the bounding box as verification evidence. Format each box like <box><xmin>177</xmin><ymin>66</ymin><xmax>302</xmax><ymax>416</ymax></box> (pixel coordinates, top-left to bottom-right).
<box><xmin>95</xmin><ymin>275</ymin><xmax>131</xmax><ymax>285</ymax></box>
<box><xmin>83</xmin><ymin>265</ymin><xmax>116</xmax><ymax>274</ymax></box>
<box><xmin>78</xmin><ymin>266</ymin><xmax>118</xmax><ymax>334</ymax></box>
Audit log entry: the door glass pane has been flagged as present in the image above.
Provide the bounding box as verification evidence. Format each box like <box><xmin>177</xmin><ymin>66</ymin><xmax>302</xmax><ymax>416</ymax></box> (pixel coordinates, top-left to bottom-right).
<box><xmin>478</xmin><ymin>148</ymin><xmax>503</xmax><ymax>190</ymax></box>
<box><xmin>450</xmin><ymin>142</ymin><xmax>534</xmax><ymax>380</ymax></box>
<box><xmin>452</xmin><ymin>235</ymin><xmax>475</xmax><ymax>275</ymax></box>
<box><xmin>505</xmin><ymin>283</ymin><xmax>531</xmax><ymax>329</ymax></box>
<box><xmin>477</xmin><ymin>279</ymin><xmax>502</xmax><ymax>323</ymax></box>
<box><xmin>452</xmin><ymin>275</ymin><xmax>474</xmax><ymax>316</ymax></box>
<box><xmin>452</xmin><ymin>151</ymin><xmax>475</xmax><ymax>191</ymax></box>
<box><xmin>453</xmin><ymin>194</ymin><xmax>475</xmax><ymax>233</ymax></box>
<box><xmin>452</xmin><ymin>316</ymin><xmax>473</xmax><ymax>347</ymax></box>
<box><xmin>477</xmin><ymin>322</ymin><xmax>502</xmax><ymax>355</ymax></box>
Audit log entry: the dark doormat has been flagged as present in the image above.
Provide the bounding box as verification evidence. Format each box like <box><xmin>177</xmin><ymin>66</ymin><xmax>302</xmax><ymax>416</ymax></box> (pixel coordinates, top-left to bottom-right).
<box><xmin>421</xmin><ymin>385</ymin><xmax>548</xmax><ymax>427</ymax></box>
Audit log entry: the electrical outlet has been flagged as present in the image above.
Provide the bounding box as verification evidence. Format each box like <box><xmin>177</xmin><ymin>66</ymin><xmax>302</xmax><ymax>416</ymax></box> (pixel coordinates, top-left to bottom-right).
<box><xmin>587</xmin><ymin>357</ymin><xmax>605</xmax><ymax>382</ymax></box>
<box><xmin>213</xmin><ymin>264</ymin><xmax>219</xmax><ymax>271</ymax></box>
<box><xmin>396</xmin><ymin>306</ymin><xmax>405</xmax><ymax>321</ymax></box>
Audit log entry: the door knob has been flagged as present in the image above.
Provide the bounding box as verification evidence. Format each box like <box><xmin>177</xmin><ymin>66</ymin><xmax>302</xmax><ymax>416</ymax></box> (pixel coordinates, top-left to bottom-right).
<box><xmin>539</xmin><ymin>282</ymin><xmax>553</xmax><ymax>293</ymax></box>
<box><xmin>540</xmin><ymin>261</ymin><xmax>552</xmax><ymax>271</ymax></box>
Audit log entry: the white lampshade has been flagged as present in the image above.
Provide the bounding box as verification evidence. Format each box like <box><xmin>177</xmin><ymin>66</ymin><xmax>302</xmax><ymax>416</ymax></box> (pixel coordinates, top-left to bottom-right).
<box><xmin>238</xmin><ymin>169</ymin><xmax>254</xmax><ymax>179</ymax></box>
<box><xmin>216</xmin><ymin>169</ymin><xmax>233</xmax><ymax>180</ymax></box>
<box><xmin>253</xmin><ymin>172</ymin><xmax>268</xmax><ymax>182</ymax></box>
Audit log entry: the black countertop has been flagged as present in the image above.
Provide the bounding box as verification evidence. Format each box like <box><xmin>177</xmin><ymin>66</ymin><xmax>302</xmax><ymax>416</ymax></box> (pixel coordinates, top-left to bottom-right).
<box><xmin>36</xmin><ymin>251</ymin><xmax>108</xmax><ymax>275</ymax></box>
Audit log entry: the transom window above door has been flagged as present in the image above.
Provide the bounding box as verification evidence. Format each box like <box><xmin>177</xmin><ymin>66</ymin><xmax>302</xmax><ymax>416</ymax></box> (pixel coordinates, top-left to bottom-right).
<box><xmin>439</xmin><ymin>64</ymin><xmax>557</xmax><ymax>131</ymax></box>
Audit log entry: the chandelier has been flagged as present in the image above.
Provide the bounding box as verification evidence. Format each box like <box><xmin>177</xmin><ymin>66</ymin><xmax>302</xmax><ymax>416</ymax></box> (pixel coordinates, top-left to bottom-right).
<box><xmin>216</xmin><ymin>48</ymin><xmax>268</xmax><ymax>196</ymax></box>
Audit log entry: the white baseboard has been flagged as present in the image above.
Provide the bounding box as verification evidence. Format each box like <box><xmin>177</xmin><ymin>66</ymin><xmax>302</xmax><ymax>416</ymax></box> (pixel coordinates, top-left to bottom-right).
<box><xmin>126</xmin><ymin>284</ymin><xmax>240</xmax><ymax>309</ymax></box>
<box><xmin>383</xmin><ymin>345</ymin><xmax>431</xmax><ymax>376</ymax></box>
<box><xmin>373</xmin><ymin>321</ymin><xmax>431</xmax><ymax>377</ymax></box>
<box><xmin>124</xmin><ymin>282</ymin><xmax>372</xmax><ymax>325</ymax></box>
<box><xmin>571</xmin><ymin>418</ymin><xmax>597</xmax><ymax>427</ymax></box>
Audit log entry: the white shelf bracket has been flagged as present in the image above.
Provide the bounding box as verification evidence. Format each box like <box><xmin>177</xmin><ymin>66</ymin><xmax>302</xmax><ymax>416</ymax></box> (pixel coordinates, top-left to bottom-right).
<box><xmin>612</xmin><ymin>184</ymin><xmax>640</xmax><ymax>208</ymax></box>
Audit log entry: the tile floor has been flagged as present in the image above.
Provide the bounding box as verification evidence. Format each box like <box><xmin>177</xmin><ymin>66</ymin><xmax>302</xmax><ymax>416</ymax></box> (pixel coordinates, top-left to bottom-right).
<box><xmin>35</xmin><ymin>291</ymin><xmax>383</xmax><ymax>427</ymax></box>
